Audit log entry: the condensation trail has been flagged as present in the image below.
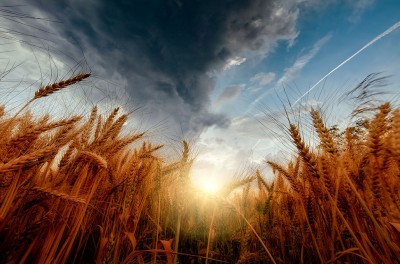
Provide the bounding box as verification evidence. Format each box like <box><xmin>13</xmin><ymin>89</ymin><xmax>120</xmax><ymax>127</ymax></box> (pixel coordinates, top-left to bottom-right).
<box><xmin>293</xmin><ymin>20</ymin><xmax>400</xmax><ymax>106</ymax></box>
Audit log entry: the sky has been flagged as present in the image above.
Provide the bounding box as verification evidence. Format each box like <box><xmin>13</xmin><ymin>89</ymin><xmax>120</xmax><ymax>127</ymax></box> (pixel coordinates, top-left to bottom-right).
<box><xmin>1</xmin><ymin>0</ymin><xmax>400</xmax><ymax>186</ymax></box>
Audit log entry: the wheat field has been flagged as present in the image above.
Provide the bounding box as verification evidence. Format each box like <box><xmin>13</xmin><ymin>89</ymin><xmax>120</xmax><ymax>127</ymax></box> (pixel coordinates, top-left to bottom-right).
<box><xmin>0</xmin><ymin>73</ymin><xmax>399</xmax><ymax>263</ymax></box>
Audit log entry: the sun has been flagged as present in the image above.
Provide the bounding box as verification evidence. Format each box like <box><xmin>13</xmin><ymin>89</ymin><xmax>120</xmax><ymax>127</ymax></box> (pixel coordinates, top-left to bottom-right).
<box><xmin>192</xmin><ymin>177</ymin><xmax>221</xmax><ymax>194</ymax></box>
<box><xmin>202</xmin><ymin>181</ymin><xmax>219</xmax><ymax>194</ymax></box>
<box><xmin>191</xmin><ymin>169</ymin><xmax>222</xmax><ymax>194</ymax></box>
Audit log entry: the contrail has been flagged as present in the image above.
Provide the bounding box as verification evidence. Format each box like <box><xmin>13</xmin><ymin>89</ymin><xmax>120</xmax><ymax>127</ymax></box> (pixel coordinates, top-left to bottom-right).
<box><xmin>293</xmin><ymin>20</ymin><xmax>400</xmax><ymax>106</ymax></box>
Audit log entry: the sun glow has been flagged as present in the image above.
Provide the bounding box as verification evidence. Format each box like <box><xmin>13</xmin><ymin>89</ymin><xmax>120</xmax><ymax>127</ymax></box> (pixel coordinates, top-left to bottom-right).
<box><xmin>194</xmin><ymin>178</ymin><xmax>221</xmax><ymax>194</ymax></box>
<box><xmin>202</xmin><ymin>181</ymin><xmax>219</xmax><ymax>194</ymax></box>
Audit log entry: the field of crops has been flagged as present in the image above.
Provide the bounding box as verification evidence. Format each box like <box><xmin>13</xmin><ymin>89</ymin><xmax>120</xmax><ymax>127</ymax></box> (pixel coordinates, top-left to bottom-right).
<box><xmin>1</xmin><ymin>73</ymin><xmax>400</xmax><ymax>263</ymax></box>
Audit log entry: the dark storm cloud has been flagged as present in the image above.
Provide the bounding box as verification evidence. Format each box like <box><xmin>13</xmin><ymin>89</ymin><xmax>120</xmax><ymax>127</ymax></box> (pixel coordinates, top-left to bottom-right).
<box><xmin>7</xmin><ymin>0</ymin><xmax>300</xmax><ymax>133</ymax></box>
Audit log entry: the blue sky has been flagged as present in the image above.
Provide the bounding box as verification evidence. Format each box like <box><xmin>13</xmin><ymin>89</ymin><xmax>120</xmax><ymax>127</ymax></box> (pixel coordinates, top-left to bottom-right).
<box><xmin>1</xmin><ymin>0</ymin><xmax>399</xmax><ymax>186</ymax></box>
<box><xmin>191</xmin><ymin>0</ymin><xmax>400</xmax><ymax>184</ymax></box>
<box><xmin>213</xmin><ymin>1</ymin><xmax>400</xmax><ymax>112</ymax></box>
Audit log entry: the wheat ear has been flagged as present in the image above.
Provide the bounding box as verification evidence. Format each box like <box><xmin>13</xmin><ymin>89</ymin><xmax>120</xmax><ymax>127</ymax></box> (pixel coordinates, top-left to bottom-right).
<box><xmin>0</xmin><ymin>146</ymin><xmax>54</xmax><ymax>172</ymax></box>
<box><xmin>102</xmin><ymin>107</ymin><xmax>120</xmax><ymax>133</ymax></box>
<box><xmin>81</xmin><ymin>106</ymin><xmax>98</xmax><ymax>146</ymax></box>
<box><xmin>368</xmin><ymin>102</ymin><xmax>390</xmax><ymax>156</ymax></box>
<box><xmin>79</xmin><ymin>151</ymin><xmax>108</xmax><ymax>169</ymax></box>
<box><xmin>391</xmin><ymin>109</ymin><xmax>400</xmax><ymax>158</ymax></box>
<box><xmin>289</xmin><ymin>124</ymin><xmax>320</xmax><ymax>178</ymax></box>
<box><xmin>31</xmin><ymin>186</ymin><xmax>86</xmax><ymax>205</ymax></box>
<box><xmin>7</xmin><ymin>116</ymin><xmax>81</xmax><ymax>147</ymax></box>
<box><xmin>1</xmin><ymin>73</ymin><xmax>90</xmax><ymax>135</ymax></box>
<box><xmin>267</xmin><ymin>161</ymin><xmax>302</xmax><ymax>194</ymax></box>
<box><xmin>34</xmin><ymin>73</ymin><xmax>90</xmax><ymax>100</ymax></box>
<box><xmin>0</xmin><ymin>105</ymin><xmax>4</xmax><ymax>118</ymax></box>
<box><xmin>310</xmin><ymin>108</ymin><xmax>337</xmax><ymax>154</ymax></box>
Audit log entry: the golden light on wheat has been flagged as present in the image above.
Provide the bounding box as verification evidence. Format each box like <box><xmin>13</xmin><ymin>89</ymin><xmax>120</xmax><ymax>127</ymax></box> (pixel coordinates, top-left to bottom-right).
<box><xmin>0</xmin><ymin>71</ymin><xmax>399</xmax><ymax>263</ymax></box>
<box><xmin>195</xmin><ymin>178</ymin><xmax>221</xmax><ymax>194</ymax></box>
<box><xmin>202</xmin><ymin>180</ymin><xmax>220</xmax><ymax>194</ymax></box>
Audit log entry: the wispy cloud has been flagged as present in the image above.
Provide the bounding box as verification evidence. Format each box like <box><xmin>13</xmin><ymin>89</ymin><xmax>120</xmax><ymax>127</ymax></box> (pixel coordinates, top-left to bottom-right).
<box><xmin>277</xmin><ymin>33</ymin><xmax>332</xmax><ymax>86</ymax></box>
<box><xmin>351</xmin><ymin>0</ymin><xmax>374</xmax><ymax>11</ymax></box>
<box><xmin>294</xmin><ymin>20</ymin><xmax>400</xmax><ymax>106</ymax></box>
<box><xmin>246</xmin><ymin>33</ymin><xmax>331</xmax><ymax>113</ymax></box>
<box><xmin>250</xmin><ymin>72</ymin><xmax>276</xmax><ymax>85</ymax></box>
<box><xmin>348</xmin><ymin>0</ymin><xmax>374</xmax><ymax>23</ymax></box>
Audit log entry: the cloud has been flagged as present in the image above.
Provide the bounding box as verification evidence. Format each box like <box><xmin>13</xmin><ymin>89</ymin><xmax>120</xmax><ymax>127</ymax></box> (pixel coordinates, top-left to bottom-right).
<box><xmin>247</xmin><ymin>86</ymin><xmax>262</xmax><ymax>93</ymax></box>
<box><xmin>216</xmin><ymin>84</ymin><xmax>245</xmax><ymax>103</ymax></box>
<box><xmin>223</xmin><ymin>56</ymin><xmax>247</xmax><ymax>70</ymax></box>
<box><xmin>350</xmin><ymin>0</ymin><xmax>374</xmax><ymax>10</ymax></box>
<box><xmin>250</xmin><ymin>72</ymin><xmax>276</xmax><ymax>85</ymax></box>
<box><xmin>301</xmin><ymin>0</ymin><xmax>374</xmax><ymax>22</ymax></box>
<box><xmin>347</xmin><ymin>0</ymin><xmax>374</xmax><ymax>22</ymax></box>
<box><xmin>191</xmin><ymin>116</ymin><xmax>277</xmax><ymax>182</ymax></box>
<box><xmin>245</xmin><ymin>33</ymin><xmax>331</xmax><ymax>114</ymax></box>
<box><xmin>2</xmin><ymin>0</ymin><xmax>302</xmax><ymax>134</ymax></box>
<box><xmin>231</xmin><ymin>115</ymin><xmax>272</xmax><ymax>138</ymax></box>
<box><xmin>277</xmin><ymin>33</ymin><xmax>331</xmax><ymax>86</ymax></box>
